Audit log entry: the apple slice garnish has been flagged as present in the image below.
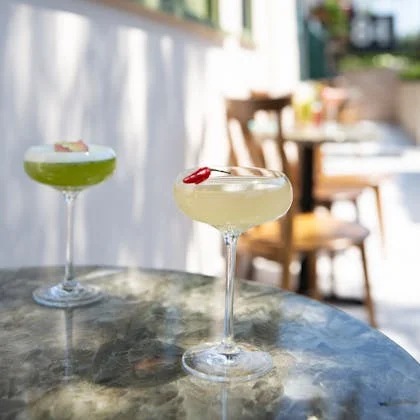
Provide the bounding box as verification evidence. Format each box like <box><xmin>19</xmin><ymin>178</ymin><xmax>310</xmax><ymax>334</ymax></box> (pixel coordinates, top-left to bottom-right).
<box><xmin>54</xmin><ymin>140</ymin><xmax>89</xmax><ymax>152</ymax></box>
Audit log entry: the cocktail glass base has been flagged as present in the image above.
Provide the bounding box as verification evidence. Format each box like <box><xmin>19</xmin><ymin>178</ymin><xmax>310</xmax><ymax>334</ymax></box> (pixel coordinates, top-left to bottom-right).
<box><xmin>182</xmin><ymin>342</ymin><xmax>273</xmax><ymax>383</ymax></box>
<box><xmin>32</xmin><ymin>283</ymin><xmax>103</xmax><ymax>308</ymax></box>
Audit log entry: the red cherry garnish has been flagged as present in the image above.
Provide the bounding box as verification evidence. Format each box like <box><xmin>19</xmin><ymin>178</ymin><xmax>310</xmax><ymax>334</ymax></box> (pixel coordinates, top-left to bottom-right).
<box><xmin>54</xmin><ymin>140</ymin><xmax>89</xmax><ymax>152</ymax></box>
<box><xmin>182</xmin><ymin>167</ymin><xmax>230</xmax><ymax>184</ymax></box>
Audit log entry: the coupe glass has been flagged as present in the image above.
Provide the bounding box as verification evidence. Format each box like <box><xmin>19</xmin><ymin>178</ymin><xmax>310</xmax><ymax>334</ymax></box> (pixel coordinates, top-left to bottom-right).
<box><xmin>24</xmin><ymin>144</ymin><xmax>116</xmax><ymax>308</ymax></box>
<box><xmin>174</xmin><ymin>166</ymin><xmax>292</xmax><ymax>382</ymax></box>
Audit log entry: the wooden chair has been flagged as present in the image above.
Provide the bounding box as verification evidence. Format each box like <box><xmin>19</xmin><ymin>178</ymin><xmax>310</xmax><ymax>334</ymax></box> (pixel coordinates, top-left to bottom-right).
<box><xmin>316</xmin><ymin>166</ymin><xmax>386</xmax><ymax>251</ymax></box>
<box><xmin>249</xmin><ymin>90</ymin><xmax>372</xmax><ymax>226</ymax></box>
<box><xmin>225</xmin><ymin>96</ymin><xmax>377</xmax><ymax>328</ymax></box>
<box><xmin>315</xmin><ymin>82</ymin><xmax>387</xmax><ymax>250</ymax></box>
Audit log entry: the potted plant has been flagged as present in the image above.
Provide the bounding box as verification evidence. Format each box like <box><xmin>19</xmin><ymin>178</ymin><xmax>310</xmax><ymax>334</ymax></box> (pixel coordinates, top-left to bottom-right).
<box><xmin>310</xmin><ymin>0</ymin><xmax>350</xmax><ymax>74</ymax></box>
<box><xmin>311</xmin><ymin>0</ymin><xmax>350</xmax><ymax>36</ymax></box>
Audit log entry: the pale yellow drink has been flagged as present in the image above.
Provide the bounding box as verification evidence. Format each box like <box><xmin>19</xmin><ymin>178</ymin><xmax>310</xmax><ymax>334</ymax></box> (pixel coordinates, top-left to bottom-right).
<box><xmin>174</xmin><ymin>175</ymin><xmax>292</xmax><ymax>232</ymax></box>
<box><xmin>173</xmin><ymin>167</ymin><xmax>292</xmax><ymax>382</ymax></box>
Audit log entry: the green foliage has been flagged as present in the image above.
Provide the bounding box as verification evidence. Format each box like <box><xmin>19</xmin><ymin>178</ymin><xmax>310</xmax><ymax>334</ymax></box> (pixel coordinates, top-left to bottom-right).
<box><xmin>323</xmin><ymin>0</ymin><xmax>349</xmax><ymax>37</ymax></box>
<box><xmin>311</xmin><ymin>0</ymin><xmax>349</xmax><ymax>38</ymax></box>
<box><xmin>399</xmin><ymin>64</ymin><xmax>420</xmax><ymax>81</ymax></box>
<box><xmin>339</xmin><ymin>53</ymin><xmax>408</xmax><ymax>71</ymax></box>
<box><xmin>398</xmin><ymin>33</ymin><xmax>420</xmax><ymax>59</ymax></box>
<box><xmin>339</xmin><ymin>53</ymin><xmax>420</xmax><ymax>81</ymax></box>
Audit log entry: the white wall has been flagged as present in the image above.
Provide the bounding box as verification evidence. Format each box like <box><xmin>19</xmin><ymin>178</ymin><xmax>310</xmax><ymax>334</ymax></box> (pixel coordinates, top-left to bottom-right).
<box><xmin>398</xmin><ymin>82</ymin><xmax>420</xmax><ymax>144</ymax></box>
<box><xmin>0</xmin><ymin>0</ymin><xmax>300</xmax><ymax>275</ymax></box>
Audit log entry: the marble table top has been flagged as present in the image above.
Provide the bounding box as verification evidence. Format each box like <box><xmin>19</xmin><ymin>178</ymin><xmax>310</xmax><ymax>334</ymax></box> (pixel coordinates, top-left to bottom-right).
<box><xmin>250</xmin><ymin>118</ymin><xmax>380</xmax><ymax>146</ymax></box>
<box><xmin>283</xmin><ymin>121</ymin><xmax>380</xmax><ymax>145</ymax></box>
<box><xmin>0</xmin><ymin>266</ymin><xmax>419</xmax><ymax>419</ymax></box>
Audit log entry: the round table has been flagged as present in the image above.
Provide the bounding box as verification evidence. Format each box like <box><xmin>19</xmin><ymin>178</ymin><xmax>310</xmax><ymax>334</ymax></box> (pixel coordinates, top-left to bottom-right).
<box><xmin>0</xmin><ymin>266</ymin><xmax>419</xmax><ymax>419</ymax></box>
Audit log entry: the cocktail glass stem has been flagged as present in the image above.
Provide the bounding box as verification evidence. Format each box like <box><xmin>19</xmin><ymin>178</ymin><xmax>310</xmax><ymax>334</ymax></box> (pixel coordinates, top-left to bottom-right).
<box><xmin>181</xmin><ymin>227</ymin><xmax>272</xmax><ymax>381</ymax></box>
<box><xmin>32</xmin><ymin>186</ymin><xmax>102</xmax><ymax>308</ymax></box>
<box><xmin>62</xmin><ymin>191</ymin><xmax>79</xmax><ymax>292</ymax></box>
<box><xmin>221</xmin><ymin>231</ymin><xmax>239</xmax><ymax>352</ymax></box>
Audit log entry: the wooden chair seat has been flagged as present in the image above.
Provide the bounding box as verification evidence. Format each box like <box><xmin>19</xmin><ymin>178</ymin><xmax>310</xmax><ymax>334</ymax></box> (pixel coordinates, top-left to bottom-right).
<box><xmin>319</xmin><ymin>174</ymin><xmax>385</xmax><ymax>189</ymax></box>
<box><xmin>238</xmin><ymin>213</ymin><xmax>375</xmax><ymax>327</ymax></box>
<box><xmin>318</xmin><ymin>173</ymin><xmax>386</xmax><ymax>250</ymax></box>
<box><xmin>315</xmin><ymin>184</ymin><xmax>364</xmax><ymax>204</ymax></box>
<box><xmin>240</xmin><ymin>213</ymin><xmax>369</xmax><ymax>255</ymax></box>
<box><xmin>312</xmin><ymin>135</ymin><xmax>387</xmax><ymax>249</ymax></box>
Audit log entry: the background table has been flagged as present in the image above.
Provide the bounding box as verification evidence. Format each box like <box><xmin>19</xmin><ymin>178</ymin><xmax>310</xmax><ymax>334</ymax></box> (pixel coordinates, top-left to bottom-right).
<box><xmin>283</xmin><ymin>123</ymin><xmax>378</xmax><ymax>294</ymax></box>
<box><xmin>0</xmin><ymin>266</ymin><xmax>419</xmax><ymax>419</ymax></box>
<box><xmin>283</xmin><ymin>122</ymin><xmax>379</xmax><ymax>214</ymax></box>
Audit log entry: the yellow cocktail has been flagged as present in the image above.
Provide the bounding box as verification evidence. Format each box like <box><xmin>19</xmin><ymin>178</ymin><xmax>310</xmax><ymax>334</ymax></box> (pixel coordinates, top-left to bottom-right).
<box><xmin>173</xmin><ymin>166</ymin><xmax>292</xmax><ymax>382</ymax></box>
<box><xmin>174</xmin><ymin>175</ymin><xmax>292</xmax><ymax>232</ymax></box>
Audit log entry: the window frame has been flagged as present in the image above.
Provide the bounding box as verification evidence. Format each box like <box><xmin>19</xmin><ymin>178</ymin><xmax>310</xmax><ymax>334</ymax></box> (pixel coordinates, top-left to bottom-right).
<box><xmin>84</xmin><ymin>0</ymin><xmax>255</xmax><ymax>49</ymax></box>
<box><xmin>140</xmin><ymin>0</ymin><xmax>220</xmax><ymax>29</ymax></box>
<box><xmin>242</xmin><ymin>0</ymin><xmax>252</xmax><ymax>37</ymax></box>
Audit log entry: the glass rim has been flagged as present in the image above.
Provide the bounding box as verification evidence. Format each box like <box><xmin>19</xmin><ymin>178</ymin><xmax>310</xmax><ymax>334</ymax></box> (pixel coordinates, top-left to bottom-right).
<box><xmin>24</xmin><ymin>144</ymin><xmax>116</xmax><ymax>163</ymax></box>
<box><xmin>176</xmin><ymin>166</ymin><xmax>288</xmax><ymax>183</ymax></box>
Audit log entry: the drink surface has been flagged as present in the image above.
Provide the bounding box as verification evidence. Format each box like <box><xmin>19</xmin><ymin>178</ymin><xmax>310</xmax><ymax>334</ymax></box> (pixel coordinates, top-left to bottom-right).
<box><xmin>174</xmin><ymin>175</ymin><xmax>292</xmax><ymax>232</ymax></box>
<box><xmin>24</xmin><ymin>145</ymin><xmax>116</xmax><ymax>189</ymax></box>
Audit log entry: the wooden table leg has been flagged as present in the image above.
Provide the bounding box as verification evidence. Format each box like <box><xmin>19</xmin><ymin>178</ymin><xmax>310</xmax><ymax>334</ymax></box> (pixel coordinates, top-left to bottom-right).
<box><xmin>297</xmin><ymin>144</ymin><xmax>314</xmax><ymax>295</ymax></box>
<box><xmin>296</xmin><ymin>144</ymin><xmax>368</xmax><ymax>310</ymax></box>
<box><xmin>299</xmin><ymin>144</ymin><xmax>315</xmax><ymax>213</ymax></box>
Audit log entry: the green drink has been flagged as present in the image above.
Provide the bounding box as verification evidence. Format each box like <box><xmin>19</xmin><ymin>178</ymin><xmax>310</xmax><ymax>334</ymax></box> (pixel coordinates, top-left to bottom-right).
<box><xmin>24</xmin><ymin>145</ymin><xmax>116</xmax><ymax>190</ymax></box>
<box><xmin>23</xmin><ymin>142</ymin><xmax>116</xmax><ymax>308</ymax></box>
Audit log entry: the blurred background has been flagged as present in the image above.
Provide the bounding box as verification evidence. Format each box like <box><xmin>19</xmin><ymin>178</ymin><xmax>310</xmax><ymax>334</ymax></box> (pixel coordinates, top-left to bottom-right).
<box><xmin>1</xmin><ymin>0</ymin><xmax>419</xmax><ymax>359</ymax></box>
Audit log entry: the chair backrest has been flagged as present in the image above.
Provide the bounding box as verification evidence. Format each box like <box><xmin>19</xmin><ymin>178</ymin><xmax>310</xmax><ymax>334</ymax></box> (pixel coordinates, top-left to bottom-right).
<box><xmin>225</xmin><ymin>95</ymin><xmax>296</xmax><ymax>266</ymax></box>
<box><xmin>226</xmin><ymin>95</ymin><xmax>297</xmax><ymax>288</ymax></box>
<box><xmin>225</xmin><ymin>95</ymin><xmax>294</xmax><ymax>188</ymax></box>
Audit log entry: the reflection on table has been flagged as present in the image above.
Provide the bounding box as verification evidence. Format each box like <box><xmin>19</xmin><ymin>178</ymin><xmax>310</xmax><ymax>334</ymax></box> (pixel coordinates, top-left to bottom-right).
<box><xmin>0</xmin><ymin>267</ymin><xmax>420</xmax><ymax>419</ymax></box>
<box><xmin>0</xmin><ymin>266</ymin><xmax>419</xmax><ymax>419</ymax></box>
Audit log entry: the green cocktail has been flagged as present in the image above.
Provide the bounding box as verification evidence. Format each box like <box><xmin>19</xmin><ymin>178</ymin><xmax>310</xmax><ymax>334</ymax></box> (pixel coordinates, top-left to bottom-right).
<box><xmin>24</xmin><ymin>160</ymin><xmax>116</xmax><ymax>189</ymax></box>
<box><xmin>23</xmin><ymin>143</ymin><xmax>116</xmax><ymax>308</ymax></box>
<box><xmin>24</xmin><ymin>145</ymin><xmax>116</xmax><ymax>190</ymax></box>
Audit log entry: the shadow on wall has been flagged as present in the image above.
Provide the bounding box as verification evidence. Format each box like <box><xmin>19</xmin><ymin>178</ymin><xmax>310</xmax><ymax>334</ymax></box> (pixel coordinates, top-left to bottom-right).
<box><xmin>0</xmin><ymin>2</ymin><xmax>61</xmax><ymax>266</ymax></box>
<box><xmin>0</xmin><ymin>0</ymin><xmax>218</xmax><ymax>270</ymax></box>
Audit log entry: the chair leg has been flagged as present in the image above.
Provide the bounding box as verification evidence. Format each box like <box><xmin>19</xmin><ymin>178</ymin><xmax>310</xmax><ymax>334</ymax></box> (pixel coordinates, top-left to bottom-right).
<box><xmin>308</xmin><ymin>251</ymin><xmax>320</xmax><ymax>300</ymax></box>
<box><xmin>373</xmin><ymin>185</ymin><xmax>385</xmax><ymax>253</ymax></box>
<box><xmin>359</xmin><ymin>242</ymin><xmax>377</xmax><ymax>328</ymax></box>
<box><xmin>322</xmin><ymin>200</ymin><xmax>333</xmax><ymax>212</ymax></box>
<box><xmin>328</xmin><ymin>250</ymin><xmax>337</xmax><ymax>297</ymax></box>
<box><xmin>282</xmin><ymin>252</ymin><xmax>292</xmax><ymax>291</ymax></box>
<box><xmin>245</xmin><ymin>259</ymin><xmax>255</xmax><ymax>281</ymax></box>
<box><xmin>351</xmin><ymin>198</ymin><xmax>361</xmax><ymax>223</ymax></box>
<box><xmin>235</xmin><ymin>251</ymin><xmax>254</xmax><ymax>281</ymax></box>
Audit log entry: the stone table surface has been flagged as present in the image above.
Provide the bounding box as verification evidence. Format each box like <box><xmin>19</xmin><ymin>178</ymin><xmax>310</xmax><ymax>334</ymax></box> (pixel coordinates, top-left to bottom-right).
<box><xmin>0</xmin><ymin>266</ymin><xmax>419</xmax><ymax>420</ymax></box>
